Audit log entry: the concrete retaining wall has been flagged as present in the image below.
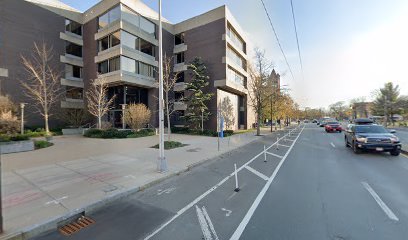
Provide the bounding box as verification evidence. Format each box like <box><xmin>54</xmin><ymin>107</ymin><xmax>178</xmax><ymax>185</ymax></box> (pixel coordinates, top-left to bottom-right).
<box><xmin>0</xmin><ymin>140</ymin><xmax>34</xmax><ymax>154</ymax></box>
<box><xmin>62</xmin><ymin>128</ymin><xmax>89</xmax><ymax>135</ymax></box>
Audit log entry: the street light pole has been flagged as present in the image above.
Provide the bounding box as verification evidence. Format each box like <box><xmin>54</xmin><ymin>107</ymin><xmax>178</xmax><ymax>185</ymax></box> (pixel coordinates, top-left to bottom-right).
<box><xmin>120</xmin><ymin>104</ymin><xmax>127</xmax><ymax>130</ymax></box>
<box><xmin>157</xmin><ymin>0</ymin><xmax>167</xmax><ymax>172</ymax></box>
<box><xmin>201</xmin><ymin>108</ymin><xmax>204</xmax><ymax>133</ymax></box>
<box><xmin>20</xmin><ymin>103</ymin><xmax>26</xmax><ymax>135</ymax></box>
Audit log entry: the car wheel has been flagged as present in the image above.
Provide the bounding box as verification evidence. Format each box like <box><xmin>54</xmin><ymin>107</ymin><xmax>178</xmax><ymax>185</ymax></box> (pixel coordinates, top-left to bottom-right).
<box><xmin>353</xmin><ymin>141</ymin><xmax>361</xmax><ymax>154</ymax></box>
<box><xmin>390</xmin><ymin>149</ymin><xmax>400</xmax><ymax>156</ymax></box>
<box><xmin>345</xmin><ymin>137</ymin><xmax>350</xmax><ymax>147</ymax></box>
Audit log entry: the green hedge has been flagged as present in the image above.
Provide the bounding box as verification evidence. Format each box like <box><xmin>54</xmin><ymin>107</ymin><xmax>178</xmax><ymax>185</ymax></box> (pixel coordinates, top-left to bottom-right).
<box><xmin>84</xmin><ymin>128</ymin><xmax>155</xmax><ymax>139</ymax></box>
<box><xmin>152</xmin><ymin>141</ymin><xmax>187</xmax><ymax>150</ymax></box>
<box><xmin>171</xmin><ymin>127</ymin><xmax>234</xmax><ymax>137</ymax></box>
<box><xmin>0</xmin><ymin>134</ymin><xmax>30</xmax><ymax>142</ymax></box>
<box><xmin>34</xmin><ymin>140</ymin><xmax>54</xmax><ymax>149</ymax></box>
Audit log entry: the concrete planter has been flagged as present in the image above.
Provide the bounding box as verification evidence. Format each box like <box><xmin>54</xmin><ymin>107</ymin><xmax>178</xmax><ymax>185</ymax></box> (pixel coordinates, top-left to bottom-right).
<box><xmin>62</xmin><ymin>128</ymin><xmax>89</xmax><ymax>135</ymax></box>
<box><xmin>0</xmin><ymin>140</ymin><xmax>34</xmax><ymax>154</ymax></box>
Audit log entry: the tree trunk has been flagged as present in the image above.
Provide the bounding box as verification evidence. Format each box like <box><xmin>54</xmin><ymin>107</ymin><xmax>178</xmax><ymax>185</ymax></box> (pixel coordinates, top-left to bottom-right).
<box><xmin>44</xmin><ymin>113</ymin><xmax>50</xmax><ymax>135</ymax></box>
<box><xmin>98</xmin><ymin>116</ymin><xmax>102</xmax><ymax>129</ymax></box>
<box><xmin>166</xmin><ymin>95</ymin><xmax>171</xmax><ymax>141</ymax></box>
<box><xmin>256</xmin><ymin>111</ymin><xmax>261</xmax><ymax>136</ymax></box>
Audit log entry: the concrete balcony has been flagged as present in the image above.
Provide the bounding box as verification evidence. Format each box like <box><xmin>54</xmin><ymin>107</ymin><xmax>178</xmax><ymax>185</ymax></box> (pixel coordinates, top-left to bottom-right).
<box><xmin>173</xmin><ymin>43</ymin><xmax>187</xmax><ymax>54</ymax></box>
<box><xmin>95</xmin><ymin>45</ymin><xmax>158</xmax><ymax>67</ymax></box>
<box><xmin>60</xmin><ymin>54</ymin><xmax>83</xmax><ymax>67</ymax></box>
<box><xmin>61</xmin><ymin>77</ymin><xmax>84</xmax><ymax>88</ymax></box>
<box><xmin>222</xmin><ymin>56</ymin><xmax>248</xmax><ymax>78</ymax></box>
<box><xmin>0</xmin><ymin>68</ymin><xmax>8</xmax><ymax>77</ymax></box>
<box><xmin>61</xmin><ymin>99</ymin><xmax>84</xmax><ymax>109</ymax></box>
<box><xmin>100</xmin><ymin>70</ymin><xmax>157</xmax><ymax>88</ymax></box>
<box><xmin>174</xmin><ymin>82</ymin><xmax>187</xmax><ymax>92</ymax></box>
<box><xmin>60</xmin><ymin>32</ymin><xmax>83</xmax><ymax>46</ymax></box>
<box><xmin>174</xmin><ymin>101</ymin><xmax>187</xmax><ymax>111</ymax></box>
<box><xmin>214</xmin><ymin>78</ymin><xmax>248</xmax><ymax>95</ymax></box>
<box><xmin>174</xmin><ymin>63</ymin><xmax>187</xmax><ymax>72</ymax></box>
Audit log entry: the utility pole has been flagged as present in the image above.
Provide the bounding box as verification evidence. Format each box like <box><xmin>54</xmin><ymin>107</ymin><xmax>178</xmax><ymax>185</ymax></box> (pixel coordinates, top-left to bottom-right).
<box><xmin>157</xmin><ymin>0</ymin><xmax>167</xmax><ymax>172</ymax></box>
<box><xmin>120</xmin><ymin>104</ymin><xmax>126</xmax><ymax>130</ymax></box>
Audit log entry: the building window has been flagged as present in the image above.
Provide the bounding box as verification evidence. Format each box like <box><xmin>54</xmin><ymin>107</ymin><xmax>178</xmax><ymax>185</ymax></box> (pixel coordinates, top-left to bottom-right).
<box><xmin>227</xmin><ymin>47</ymin><xmax>246</xmax><ymax>70</ymax></box>
<box><xmin>98</xmin><ymin>60</ymin><xmax>108</xmax><ymax>74</ymax></box>
<box><xmin>66</xmin><ymin>42</ymin><xmax>82</xmax><ymax>57</ymax></box>
<box><xmin>121</xmin><ymin>56</ymin><xmax>137</xmax><ymax>73</ymax></box>
<box><xmin>98</xmin><ymin>31</ymin><xmax>121</xmax><ymax>52</ymax></box>
<box><xmin>111</xmin><ymin>31</ymin><xmax>121</xmax><ymax>47</ymax></box>
<box><xmin>65</xmin><ymin>19</ymin><xmax>82</xmax><ymax>36</ymax></box>
<box><xmin>176</xmin><ymin>72</ymin><xmax>184</xmax><ymax>83</ymax></box>
<box><xmin>122</xmin><ymin>6</ymin><xmax>140</xmax><ymax>27</ymax></box>
<box><xmin>140</xmin><ymin>16</ymin><xmax>156</xmax><ymax>38</ymax></box>
<box><xmin>109</xmin><ymin>57</ymin><xmax>120</xmax><ymax>72</ymax></box>
<box><xmin>98</xmin><ymin>5</ymin><xmax>120</xmax><ymax>29</ymax></box>
<box><xmin>227</xmin><ymin>25</ymin><xmax>245</xmax><ymax>53</ymax></box>
<box><xmin>140</xmin><ymin>38</ymin><xmax>155</xmax><ymax>56</ymax></box>
<box><xmin>122</xmin><ymin>30</ymin><xmax>138</xmax><ymax>49</ymax></box>
<box><xmin>66</xmin><ymin>87</ymin><xmax>83</xmax><ymax>100</ymax></box>
<box><xmin>175</xmin><ymin>92</ymin><xmax>184</xmax><ymax>101</ymax></box>
<box><xmin>65</xmin><ymin>64</ymin><xmax>82</xmax><ymax>79</ymax></box>
<box><xmin>139</xmin><ymin>62</ymin><xmax>155</xmax><ymax>78</ymax></box>
<box><xmin>227</xmin><ymin>67</ymin><xmax>245</xmax><ymax>86</ymax></box>
<box><xmin>175</xmin><ymin>33</ymin><xmax>185</xmax><ymax>45</ymax></box>
<box><xmin>175</xmin><ymin>52</ymin><xmax>184</xmax><ymax>64</ymax></box>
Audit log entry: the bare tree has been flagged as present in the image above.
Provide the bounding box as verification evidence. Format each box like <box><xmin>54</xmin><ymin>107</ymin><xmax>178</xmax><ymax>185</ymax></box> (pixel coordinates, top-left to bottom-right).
<box><xmin>248</xmin><ymin>48</ymin><xmax>273</xmax><ymax>136</ymax></box>
<box><xmin>86</xmin><ymin>77</ymin><xmax>115</xmax><ymax>129</ymax></box>
<box><xmin>163</xmin><ymin>55</ymin><xmax>180</xmax><ymax>140</ymax></box>
<box><xmin>124</xmin><ymin>103</ymin><xmax>151</xmax><ymax>131</ymax></box>
<box><xmin>21</xmin><ymin>42</ymin><xmax>62</xmax><ymax>135</ymax></box>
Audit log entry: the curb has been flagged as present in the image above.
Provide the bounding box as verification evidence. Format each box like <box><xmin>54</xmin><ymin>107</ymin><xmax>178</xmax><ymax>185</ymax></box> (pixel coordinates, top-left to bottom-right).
<box><xmin>0</xmin><ymin>128</ymin><xmax>290</xmax><ymax>240</ymax></box>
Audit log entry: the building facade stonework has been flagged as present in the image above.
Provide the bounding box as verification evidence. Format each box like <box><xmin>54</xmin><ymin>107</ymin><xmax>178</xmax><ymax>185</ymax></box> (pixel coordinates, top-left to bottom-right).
<box><xmin>0</xmin><ymin>0</ymin><xmax>255</xmax><ymax>130</ymax></box>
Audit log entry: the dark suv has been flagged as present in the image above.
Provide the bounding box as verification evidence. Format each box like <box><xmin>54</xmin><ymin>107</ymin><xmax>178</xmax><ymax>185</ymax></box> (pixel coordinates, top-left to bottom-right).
<box><xmin>344</xmin><ymin>124</ymin><xmax>401</xmax><ymax>156</ymax></box>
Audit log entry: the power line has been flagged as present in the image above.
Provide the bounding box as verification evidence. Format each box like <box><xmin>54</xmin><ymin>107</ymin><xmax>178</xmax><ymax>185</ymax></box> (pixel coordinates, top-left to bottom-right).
<box><xmin>260</xmin><ymin>0</ymin><xmax>295</xmax><ymax>82</ymax></box>
<box><xmin>290</xmin><ymin>0</ymin><xmax>304</xmax><ymax>81</ymax></box>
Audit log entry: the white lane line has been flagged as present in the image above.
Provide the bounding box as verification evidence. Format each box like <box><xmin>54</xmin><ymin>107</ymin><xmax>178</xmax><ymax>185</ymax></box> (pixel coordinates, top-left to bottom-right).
<box><xmin>285</xmin><ymin>139</ymin><xmax>295</xmax><ymax>142</ymax></box>
<box><xmin>45</xmin><ymin>196</ymin><xmax>68</xmax><ymax>205</ymax></box>
<box><xmin>196</xmin><ymin>205</ymin><xmax>213</xmax><ymax>240</ymax></box>
<box><xmin>361</xmin><ymin>182</ymin><xmax>399</xmax><ymax>221</ymax></box>
<box><xmin>229</xmin><ymin>126</ymin><xmax>304</xmax><ymax>240</ymax></box>
<box><xmin>278</xmin><ymin>144</ymin><xmax>291</xmax><ymax>148</ymax></box>
<box><xmin>202</xmin><ymin>206</ymin><xmax>220</xmax><ymax>240</ymax></box>
<box><xmin>245</xmin><ymin>166</ymin><xmax>269</xmax><ymax>181</ymax></box>
<box><xmin>330</xmin><ymin>142</ymin><xmax>336</xmax><ymax>148</ymax></box>
<box><xmin>144</xmin><ymin>129</ymin><xmax>300</xmax><ymax>240</ymax></box>
<box><xmin>265</xmin><ymin>151</ymin><xmax>283</xmax><ymax>159</ymax></box>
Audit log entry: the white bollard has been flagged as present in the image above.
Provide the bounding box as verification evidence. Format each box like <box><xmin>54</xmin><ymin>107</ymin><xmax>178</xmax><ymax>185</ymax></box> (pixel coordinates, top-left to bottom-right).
<box><xmin>234</xmin><ymin>163</ymin><xmax>240</xmax><ymax>192</ymax></box>
<box><xmin>264</xmin><ymin>145</ymin><xmax>267</xmax><ymax>162</ymax></box>
<box><xmin>276</xmin><ymin>137</ymin><xmax>279</xmax><ymax>150</ymax></box>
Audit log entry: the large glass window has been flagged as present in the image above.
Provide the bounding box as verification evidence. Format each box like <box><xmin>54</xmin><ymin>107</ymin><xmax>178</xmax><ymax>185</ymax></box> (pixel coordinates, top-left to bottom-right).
<box><xmin>98</xmin><ymin>5</ymin><xmax>120</xmax><ymax>29</ymax></box>
<box><xmin>227</xmin><ymin>67</ymin><xmax>245</xmax><ymax>86</ymax></box>
<box><xmin>176</xmin><ymin>72</ymin><xmax>185</xmax><ymax>83</ymax></box>
<box><xmin>66</xmin><ymin>87</ymin><xmax>83</xmax><ymax>100</ymax></box>
<box><xmin>98</xmin><ymin>31</ymin><xmax>121</xmax><ymax>52</ymax></box>
<box><xmin>66</xmin><ymin>42</ymin><xmax>82</xmax><ymax>57</ymax></box>
<box><xmin>111</xmin><ymin>31</ymin><xmax>121</xmax><ymax>47</ymax></box>
<box><xmin>122</xmin><ymin>5</ymin><xmax>140</xmax><ymax>27</ymax></box>
<box><xmin>99</xmin><ymin>36</ymin><xmax>109</xmax><ymax>51</ymax></box>
<box><xmin>65</xmin><ymin>19</ymin><xmax>82</xmax><ymax>36</ymax></box>
<box><xmin>140</xmin><ymin>38</ymin><xmax>155</xmax><ymax>56</ymax></box>
<box><xmin>139</xmin><ymin>62</ymin><xmax>155</xmax><ymax>78</ymax></box>
<box><xmin>109</xmin><ymin>57</ymin><xmax>120</xmax><ymax>72</ymax></box>
<box><xmin>175</xmin><ymin>52</ymin><xmax>184</xmax><ymax>64</ymax></box>
<box><xmin>65</xmin><ymin>64</ymin><xmax>82</xmax><ymax>79</ymax></box>
<box><xmin>227</xmin><ymin>25</ymin><xmax>245</xmax><ymax>53</ymax></box>
<box><xmin>98</xmin><ymin>60</ymin><xmax>108</xmax><ymax>74</ymax></box>
<box><xmin>227</xmin><ymin>47</ymin><xmax>246</xmax><ymax>69</ymax></box>
<box><xmin>121</xmin><ymin>56</ymin><xmax>137</xmax><ymax>73</ymax></box>
<box><xmin>122</xmin><ymin>30</ymin><xmax>138</xmax><ymax>49</ymax></box>
<box><xmin>175</xmin><ymin>33</ymin><xmax>185</xmax><ymax>45</ymax></box>
<box><xmin>140</xmin><ymin>16</ymin><xmax>156</xmax><ymax>38</ymax></box>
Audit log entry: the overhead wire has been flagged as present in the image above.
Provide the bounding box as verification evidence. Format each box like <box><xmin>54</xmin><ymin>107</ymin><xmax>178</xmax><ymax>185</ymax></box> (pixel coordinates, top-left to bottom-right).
<box><xmin>290</xmin><ymin>0</ymin><xmax>305</xmax><ymax>81</ymax></box>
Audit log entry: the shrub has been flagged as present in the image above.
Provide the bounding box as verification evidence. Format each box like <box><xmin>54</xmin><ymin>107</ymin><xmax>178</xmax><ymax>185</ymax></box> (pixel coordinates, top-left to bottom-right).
<box><xmin>127</xmin><ymin>129</ymin><xmax>155</xmax><ymax>138</ymax></box>
<box><xmin>124</xmin><ymin>104</ymin><xmax>151</xmax><ymax>131</ymax></box>
<box><xmin>83</xmin><ymin>129</ymin><xmax>104</xmax><ymax>138</ymax></box>
<box><xmin>34</xmin><ymin>140</ymin><xmax>53</xmax><ymax>149</ymax></box>
<box><xmin>0</xmin><ymin>95</ymin><xmax>20</xmax><ymax>134</ymax></box>
<box><xmin>170</xmin><ymin>127</ymin><xmax>234</xmax><ymax>137</ymax></box>
<box><xmin>152</xmin><ymin>141</ymin><xmax>187</xmax><ymax>150</ymax></box>
<box><xmin>10</xmin><ymin>134</ymin><xmax>30</xmax><ymax>141</ymax></box>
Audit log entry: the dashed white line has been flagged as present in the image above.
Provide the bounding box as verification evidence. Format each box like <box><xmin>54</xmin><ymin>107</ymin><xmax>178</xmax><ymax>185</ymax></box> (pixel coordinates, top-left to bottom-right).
<box><xmin>362</xmin><ymin>182</ymin><xmax>399</xmax><ymax>221</ymax></box>
<box><xmin>245</xmin><ymin>166</ymin><xmax>269</xmax><ymax>181</ymax></box>
<box><xmin>265</xmin><ymin>151</ymin><xmax>284</xmax><ymax>159</ymax></box>
<box><xmin>278</xmin><ymin>144</ymin><xmax>291</xmax><ymax>148</ymax></box>
<box><xmin>196</xmin><ymin>205</ymin><xmax>213</xmax><ymax>240</ymax></box>
<box><xmin>330</xmin><ymin>142</ymin><xmax>336</xmax><ymax>148</ymax></box>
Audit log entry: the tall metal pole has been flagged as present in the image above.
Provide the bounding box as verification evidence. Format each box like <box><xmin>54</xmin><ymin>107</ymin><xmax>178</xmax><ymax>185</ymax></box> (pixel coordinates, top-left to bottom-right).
<box><xmin>157</xmin><ymin>0</ymin><xmax>167</xmax><ymax>172</ymax></box>
<box><xmin>20</xmin><ymin>103</ymin><xmax>26</xmax><ymax>135</ymax></box>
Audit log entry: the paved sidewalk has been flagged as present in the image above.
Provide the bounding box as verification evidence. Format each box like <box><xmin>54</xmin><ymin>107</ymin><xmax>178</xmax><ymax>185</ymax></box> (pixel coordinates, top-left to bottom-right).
<box><xmin>0</xmin><ymin>128</ymin><xmax>285</xmax><ymax>239</ymax></box>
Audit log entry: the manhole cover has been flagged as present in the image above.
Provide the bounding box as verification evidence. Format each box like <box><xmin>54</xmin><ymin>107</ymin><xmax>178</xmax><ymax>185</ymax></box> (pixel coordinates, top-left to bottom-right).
<box><xmin>59</xmin><ymin>216</ymin><xmax>95</xmax><ymax>236</ymax></box>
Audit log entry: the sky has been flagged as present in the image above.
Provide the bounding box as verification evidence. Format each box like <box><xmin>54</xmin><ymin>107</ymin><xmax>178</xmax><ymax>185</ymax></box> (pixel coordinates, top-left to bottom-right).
<box><xmin>61</xmin><ymin>0</ymin><xmax>408</xmax><ymax>109</ymax></box>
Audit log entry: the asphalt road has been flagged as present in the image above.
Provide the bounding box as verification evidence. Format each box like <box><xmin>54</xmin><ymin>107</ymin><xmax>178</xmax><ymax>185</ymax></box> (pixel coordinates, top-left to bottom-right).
<box><xmin>33</xmin><ymin>124</ymin><xmax>408</xmax><ymax>240</ymax></box>
<box><xmin>393</xmin><ymin>128</ymin><xmax>408</xmax><ymax>146</ymax></box>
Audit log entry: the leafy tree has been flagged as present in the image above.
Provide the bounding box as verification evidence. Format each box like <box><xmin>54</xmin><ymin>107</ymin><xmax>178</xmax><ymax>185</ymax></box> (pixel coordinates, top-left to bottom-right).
<box><xmin>372</xmin><ymin>82</ymin><xmax>401</xmax><ymax>125</ymax></box>
<box><xmin>184</xmin><ymin>57</ymin><xmax>213</xmax><ymax>129</ymax></box>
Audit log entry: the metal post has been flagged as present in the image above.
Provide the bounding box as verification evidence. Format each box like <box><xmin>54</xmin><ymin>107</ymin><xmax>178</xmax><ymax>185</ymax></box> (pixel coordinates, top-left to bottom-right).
<box><xmin>264</xmin><ymin>145</ymin><xmax>267</xmax><ymax>162</ymax></box>
<box><xmin>120</xmin><ymin>104</ymin><xmax>126</xmax><ymax>130</ymax></box>
<box><xmin>157</xmin><ymin>0</ymin><xmax>167</xmax><ymax>172</ymax></box>
<box><xmin>0</xmin><ymin>145</ymin><xmax>3</xmax><ymax>233</ymax></box>
<box><xmin>276</xmin><ymin>136</ymin><xmax>279</xmax><ymax>150</ymax></box>
<box><xmin>234</xmin><ymin>163</ymin><xmax>240</xmax><ymax>192</ymax></box>
<box><xmin>201</xmin><ymin>108</ymin><xmax>204</xmax><ymax>133</ymax></box>
<box><xmin>20</xmin><ymin>103</ymin><xmax>26</xmax><ymax>135</ymax></box>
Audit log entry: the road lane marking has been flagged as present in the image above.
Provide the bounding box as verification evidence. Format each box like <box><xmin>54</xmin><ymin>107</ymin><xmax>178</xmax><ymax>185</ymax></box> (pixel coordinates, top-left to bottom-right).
<box><xmin>278</xmin><ymin>144</ymin><xmax>291</xmax><ymax>148</ymax></box>
<box><xmin>330</xmin><ymin>142</ymin><xmax>336</xmax><ymax>148</ymax></box>
<box><xmin>265</xmin><ymin>151</ymin><xmax>284</xmax><ymax>159</ymax></box>
<box><xmin>144</xmin><ymin>127</ymin><xmax>302</xmax><ymax>240</ymax></box>
<box><xmin>361</xmin><ymin>182</ymin><xmax>399</xmax><ymax>221</ymax></box>
<box><xmin>157</xmin><ymin>187</ymin><xmax>176</xmax><ymax>195</ymax></box>
<box><xmin>245</xmin><ymin>166</ymin><xmax>269</xmax><ymax>181</ymax></box>
<box><xmin>45</xmin><ymin>196</ymin><xmax>68</xmax><ymax>205</ymax></box>
<box><xmin>196</xmin><ymin>205</ymin><xmax>213</xmax><ymax>240</ymax></box>
<box><xmin>230</xmin><ymin>126</ymin><xmax>305</xmax><ymax>240</ymax></box>
<box><xmin>202</xmin><ymin>206</ymin><xmax>220</xmax><ymax>240</ymax></box>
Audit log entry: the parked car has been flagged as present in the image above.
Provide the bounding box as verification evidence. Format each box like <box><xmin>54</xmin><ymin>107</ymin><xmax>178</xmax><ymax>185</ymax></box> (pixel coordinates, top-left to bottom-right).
<box><xmin>344</xmin><ymin>124</ymin><xmax>401</xmax><ymax>156</ymax></box>
<box><xmin>312</xmin><ymin>119</ymin><xmax>318</xmax><ymax>123</ymax></box>
<box><xmin>304</xmin><ymin>119</ymin><xmax>309</xmax><ymax>123</ymax></box>
<box><xmin>353</xmin><ymin>118</ymin><xmax>374</xmax><ymax>125</ymax></box>
<box><xmin>325</xmin><ymin>121</ymin><xmax>342</xmax><ymax>132</ymax></box>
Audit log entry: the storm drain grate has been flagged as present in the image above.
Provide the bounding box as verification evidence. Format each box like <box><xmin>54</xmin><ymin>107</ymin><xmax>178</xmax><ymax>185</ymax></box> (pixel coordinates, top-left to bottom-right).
<box><xmin>58</xmin><ymin>216</ymin><xmax>95</xmax><ymax>236</ymax></box>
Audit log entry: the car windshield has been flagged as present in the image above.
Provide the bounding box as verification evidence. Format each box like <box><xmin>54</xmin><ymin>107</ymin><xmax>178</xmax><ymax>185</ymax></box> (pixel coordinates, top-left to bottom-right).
<box><xmin>355</xmin><ymin>125</ymin><xmax>389</xmax><ymax>133</ymax></box>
